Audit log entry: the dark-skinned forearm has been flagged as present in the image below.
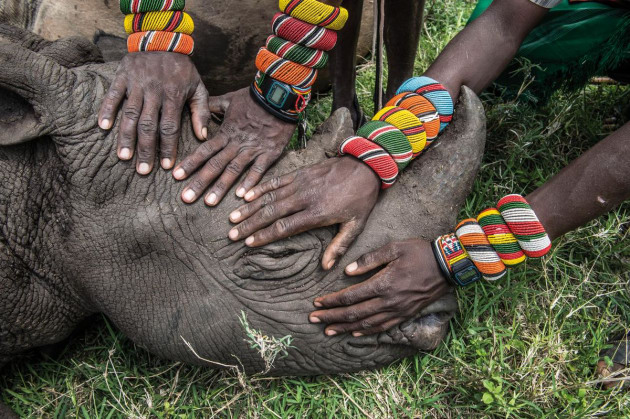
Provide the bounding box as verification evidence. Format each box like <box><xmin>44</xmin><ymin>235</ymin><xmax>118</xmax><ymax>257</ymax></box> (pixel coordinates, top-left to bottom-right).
<box><xmin>424</xmin><ymin>0</ymin><xmax>548</xmax><ymax>100</ymax></box>
<box><xmin>526</xmin><ymin>122</ymin><xmax>630</xmax><ymax>241</ymax></box>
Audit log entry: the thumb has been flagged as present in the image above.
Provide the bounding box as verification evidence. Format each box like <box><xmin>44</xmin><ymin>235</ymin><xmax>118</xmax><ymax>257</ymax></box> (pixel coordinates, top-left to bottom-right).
<box><xmin>189</xmin><ymin>83</ymin><xmax>211</xmax><ymax>141</ymax></box>
<box><xmin>322</xmin><ymin>220</ymin><xmax>365</xmax><ymax>271</ymax></box>
<box><xmin>208</xmin><ymin>91</ymin><xmax>236</xmax><ymax>114</ymax></box>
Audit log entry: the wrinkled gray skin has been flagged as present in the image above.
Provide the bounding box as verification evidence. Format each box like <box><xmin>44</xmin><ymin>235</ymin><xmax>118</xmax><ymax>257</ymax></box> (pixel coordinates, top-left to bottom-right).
<box><xmin>0</xmin><ymin>28</ymin><xmax>486</xmax><ymax>381</ymax></box>
<box><xmin>0</xmin><ymin>0</ymin><xmax>375</xmax><ymax>94</ymax></box>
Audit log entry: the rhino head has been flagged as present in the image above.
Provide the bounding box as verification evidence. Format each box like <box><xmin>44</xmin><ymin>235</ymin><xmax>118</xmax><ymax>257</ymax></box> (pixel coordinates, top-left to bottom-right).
<box><xmin>0</xmin><ymin>26</ymin><xmax>486</xmax><ymax>375</ymax></box>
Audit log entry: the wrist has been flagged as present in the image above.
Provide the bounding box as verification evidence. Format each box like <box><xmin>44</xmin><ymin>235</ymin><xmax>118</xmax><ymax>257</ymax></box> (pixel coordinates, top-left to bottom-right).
<box><xmin>341</xmin><ymin>156</ymin><xmax>381</xmax><ymax>193</ymax></box>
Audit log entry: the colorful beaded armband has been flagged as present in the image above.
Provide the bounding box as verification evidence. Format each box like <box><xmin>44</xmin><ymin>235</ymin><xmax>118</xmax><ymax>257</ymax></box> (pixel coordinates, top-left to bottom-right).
<box><xmin>339</xmin><ymin>136</ymin><xmax>399</xmax><ymax>189</ymax></box>
<box><xmin>386</xmin><ymin>93</ymin><xmax>440</xmax><ymax>145</ymax></box>
<box><xmin>356</xmin><ymin>121</ymin><xmax>413</xmax><ymax>170</ymax></box>
<box><xmin>272</xmin><ymin>13</ymin><xmax>338</xmax><ymax>51</ymax></box>
<box><xmin>255</xmin><ymin>47</ymin><xmax>318</xmax><ymax>88</ymax></box>
<box><xmin>266</xmin><ymin>35</ymin><xmax>329</xmax><ymax>69</ymax></box>
<box><xmin>124</xmin><ymin>11</ymin><xmax>194</xmax><ymax>35</ymax></box>
<box><xmin>127</xmin><ymin>31</ymin><xmax>194</xmax><ymax>55</ymax></box>
<box><xmin>373</xmin><ymin>106</ymin><xmax>427</xmax><ymax>158</ymax></box>
<box><xmin>120</xmin><ymin>0</ymin><xmax>185</xmax><ymax>14</ymax></box>
<box><xmin>279</xmin><ymin>0</ymin><xmax>349</xmax><ymax>31</ymax></box>
<box><xmin>397</xmin><ymin>76</ymin><xmax>454</xmax><ymax>133</ymax></box>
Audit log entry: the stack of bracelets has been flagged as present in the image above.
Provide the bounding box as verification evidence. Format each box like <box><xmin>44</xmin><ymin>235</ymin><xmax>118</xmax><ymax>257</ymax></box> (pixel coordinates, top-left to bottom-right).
<box><xmin>250</xmin><ymin>0</ymin><xmax>348</xmax><ymax>123</ymax></box>
<box><xmin>121</xmin><ymin>0</ymin><xmax>195</xmax><ymax>55</ymax></box>
<box><xmin>433</xmin><ymin>194</ymin><xmax>553</xmax><ymax>287</ymax></box>
<box><xmin>339</xmin><ymin>75</ymin><xmax>454</xmax><ymax>189</ymax></box>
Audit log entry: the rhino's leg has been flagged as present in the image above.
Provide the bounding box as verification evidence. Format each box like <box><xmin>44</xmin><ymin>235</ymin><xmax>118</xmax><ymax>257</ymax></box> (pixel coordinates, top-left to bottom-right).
<box><xmin>383</xmin><ymin>0</ymin><xmax>425</xmax><ymax>101</ymax></box>
<box><xmin>329</xmin><ymin>0</ymin><xmax>365</xmax><ymax>129</ymax></box>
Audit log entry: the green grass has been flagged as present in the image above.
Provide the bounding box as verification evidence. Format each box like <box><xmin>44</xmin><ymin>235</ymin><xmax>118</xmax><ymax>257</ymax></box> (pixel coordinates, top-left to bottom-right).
<box><xmin>2</xmin><ymin>0</ymin><xmax>630</xmax><ymax>416</ymax></box>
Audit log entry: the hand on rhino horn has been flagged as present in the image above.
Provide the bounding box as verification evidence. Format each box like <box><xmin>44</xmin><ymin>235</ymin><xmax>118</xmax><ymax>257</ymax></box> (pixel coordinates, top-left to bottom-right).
<box><xmin>309</xmin><ymin>239</ymin><xmax>450</xmax><ymax>336</ymax></box>
<box><xmin>173</xmin><ymin>88</ymin><xmax>296</xmax><ymax>206</ymax></box>
<box><xmin>228</xmin><ymin>156</ymin><xmax>380</xmax><ymax>270</ymax></box>
<box><xmin>97</xmin><ymin>52</ymin><xmax>211</xmax><ymax>174</ymax></box>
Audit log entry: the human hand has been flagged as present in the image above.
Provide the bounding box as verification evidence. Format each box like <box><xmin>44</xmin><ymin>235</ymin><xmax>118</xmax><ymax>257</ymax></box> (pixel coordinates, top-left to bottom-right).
<box><xmin>98</xmin><ymin>52</ymin><xmax>210</xmax><ymax>174</ymax></box>
<box><xmin>309</xmin><ymin>239</ymin><xmax>450</xmax><ymax>336</ymax></box>
<box><xmin>228</xmin><ymin>156</ymin><xmax>380</xmax><ymax>269</ymax></box>
<box><xmin>173</xmin><ymin>87</ymin><xmax>296</xmax><ymax>206</ymax></box>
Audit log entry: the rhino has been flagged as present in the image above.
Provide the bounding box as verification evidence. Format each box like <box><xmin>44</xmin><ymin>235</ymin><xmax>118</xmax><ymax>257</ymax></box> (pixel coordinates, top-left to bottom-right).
<box><xmin>0</xmin><ymin>25</ymin><xmax>486</xmax><ymax>411</ymax></box>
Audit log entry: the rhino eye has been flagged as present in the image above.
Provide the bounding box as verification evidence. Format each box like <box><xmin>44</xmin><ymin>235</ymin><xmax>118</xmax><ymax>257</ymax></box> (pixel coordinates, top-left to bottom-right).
<box><xmin>233</xmin><ymin>237</ymin><xmax>321</xmax><ymax>281</ymax></box>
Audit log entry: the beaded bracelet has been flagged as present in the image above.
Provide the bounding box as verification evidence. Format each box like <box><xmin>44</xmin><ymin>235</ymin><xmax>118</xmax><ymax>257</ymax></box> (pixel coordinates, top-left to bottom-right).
<box><xmin>120</xmin><ymin>0</ymin><xmax>185</xmax><ymax>14</ymax></box>
<box><xmin>279</xmin><ymin>0</ymin><xmax>349</xmax><ymax>31</ymax></box>
<box><xmin>435</xmin><ymin>194</ymin><xmax>552</xmax><ymax>286</ymax></box>
<box><xmin>127</xmin><ymin>31</ymin><xmax>194</xmax><ymax>55</ymax></box>
<box><xmin>397</xmin><ymin>76</ymin><xmax>454</xmax><ymax>133</ymax></box>
<box><xmin>386</xmin><ymin>93</ymin><xmax>440</xmax><ymax>146</ymax></box>
<box><xmin>255</xmin><ymin>47</ymin><xmax>318</xmax><ymax>88</ymax></box>
<box><xmin>124</xmin><ymin>11</ymin><xmax>194</xmax><ymax>35</ymax></box>
<box><xmin>272</xmin><ymin>13</ymin><xmax>338</xmax><ymax>51</ymax></box>
<box><xmin>339</xmin><ymin>136</ymin><xmax>399</xmax><ymax>189</ymax></box>
<box><xmin>356</xmin><ymin>121</ymin><xmax>412</xmax><ymax>170</ymax></box>
<box><xmin>266</xmin><ymin>35</ymin><xmax>329</xmax><ymax>69</ymax></box>
<box><xmin>373</xmin><ymin>106</ymin><xmax>426</xmax><ymax>158</ymax></box>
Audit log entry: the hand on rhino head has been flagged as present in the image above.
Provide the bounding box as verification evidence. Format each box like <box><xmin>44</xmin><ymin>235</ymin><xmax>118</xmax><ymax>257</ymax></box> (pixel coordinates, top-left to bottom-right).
<box><xmin>97</xmin><ymin>52</ymin><xmax>296</xmax><ymax>208</ymax></box>
<box><xmin>0</xmin><ymin>27</ymin><xmax>485</xmax><ymax>375</ymax></box>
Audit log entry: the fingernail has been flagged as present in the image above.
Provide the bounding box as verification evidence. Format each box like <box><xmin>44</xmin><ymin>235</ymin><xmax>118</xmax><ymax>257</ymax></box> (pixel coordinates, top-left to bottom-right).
<box><xmin>138</xmin><ymin>163</ymin><xmax>151</xmax><ymax>175</ymax></box>
<box><xmin>245</xmin><ymin>191</ymin><xmax>255</xmax><ymax>201</ymax></box>
<box><xmin>309</xmin><ymin>316</ymin><xmax>320</xmax><ymax>323</ymax></box>
<box><xmin>119</xmin><ymin>148</ymin><xmax>132</xmax><ymax>160</ymax></box>
<box><xmin>236</xmin><ymin>188</ymin><xmax>246</xmax><ymax>198</ymax></box>
<box><xmin>353</xmin><ymin>332</ymin><xmax>363</xmax><ymax>337</ymax></box>
<box><xmin>314</xmin><ymin>301</ymin><xmax>323</xmax><ymax>308</ymax></box>
<box><xmin>206</xmin><ymin>193</ymin><xmax>217</xmax><ymax>206</ymax></box>
<box><xmin>230</xmin><ymin>211</ymin><xmax>241</xmax><ymax>222</ymax></box>
<box><xmin>173</xmin><ymin>168</ymin><xmax>186</xmax><ymax>180</ymax></box>
<box><xmin>182</xmin><ymin>189</ymin><xmax>196</xmax><ymax>202</ymax></box>
<box><xmin>326</xmin><ymin>330</ymin><xmax>337</xmax><ymax>336</ymax></box>
<box><xmin>202</xmin><ymin>127</ymin><xmax>208</xmax><ymax>139</ymax></box>
<box><xmin>161</xmin><ymin>158</ymin><xmax>172</xmax><ymax>169</ymax></box>
<box><xmin>100</xmin><ymin>118</ymin><xmax>111</xmax><ymax>130</ymax></box>
<box><xmin>327</xmin><ymin>260</ymin><xmax>336</xmax><ymax>270</ymax></box>
<box><xmin>228</xmin><ymin>228</ymin><xmax>239</xmax><ymax>240</ymax></box>
<box><xmin>346</xmin><ymin>262</ymin><xmax>358</xmax><ymax>273</ymax></box>
<box><xmin>245</xmin><ymin>236</ymin><xmax>254</xmax><ymax>246</ymax></box>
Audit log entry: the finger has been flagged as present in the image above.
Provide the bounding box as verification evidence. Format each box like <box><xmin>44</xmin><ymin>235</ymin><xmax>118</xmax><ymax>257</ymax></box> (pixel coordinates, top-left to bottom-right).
<box><xmin>208</xmin><ymin>91</ymin><xmax>236</xmax><ymax>114</ymax></box>
<box><xmin>204</xmin><ymin>152</ymin><xmax>254</xmax><ymax>206</ymax></box>
<box><xmin>135</xmin><ymin>94</ymin><xmax>162</xmax><ymax>175</ymax></box>
<box><xmin>324</xmin><ymin>312</ymin><xmax>397</xmax><ymax>336</ymax></box>
<box><xmin>244</xmin><ymin>211</ymin><xmax>317</xmax><ymax>247</ymax></box>
<box><xmin>313</xmin><ymin>270</ymin><xmax>388</xmax><ymax>309</ymax></box>
<box><xmin>229</xmin><ymin>192</ymin><xmax>303</xmax><ymax>241</ymax></box>
<box><xmin>117</xmin><ymin>91</ymin><xmax>144</xmax><ymax>161</ymax></box>
<box><xmin>235</xmin><ymin>154</ymin><xmax>277</xmax><ymax>198</ymax></box>
<box><xmin>309</xmin><ymin>298</ymin><xmax>384</xmax><ymax>326</ymax></box>
<box><xmin>348</xmin><ymin>317</ymin><xmax>405</xmax><ymax>337</ymax></box>
<box><xmin>172</xmin><ymin>132</ymin><xmax>228</xmax><ymax>180</ymax></box>
<box><xmin>229</xmin><ymin>183</ymin><xmax>298</xmax><ymax>224</ymax></box>
<box><xmin>180</xmin><ymin>146</ymin><xmax>236</xmax><ymax>203</ymax></box>
<box><xmin>321</xmin><ymin>220</ymin><xmax>366</xmax><ymax>271</ymax></box>
<box><xmin>243</xmin><ymin>172</ymin><xmax>297</xmax><ymax>202</ymax></box>
<box><xmin>344</xmin><ymin>242</ymin><xmax>399</xmax><ymax>277</ymax></box>
<box><xmin>99</xmin><ymin>74</ymin><xmax>127</xmax><ymax>130</ymax></box>
<box><xmin>159</xmin><ymin>98</ymin><xmax>185</xmax><ymax>170</ymax></box>
<box><xmin>189</xmin><ymin>83</ymin><xmax>211</xmax><ymax>141</ymax></box>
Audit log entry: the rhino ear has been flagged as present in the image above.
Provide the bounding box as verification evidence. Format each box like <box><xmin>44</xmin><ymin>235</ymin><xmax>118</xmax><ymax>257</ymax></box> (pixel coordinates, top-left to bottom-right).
<box><xmin>0</xmin><ymin>40</ymin><xmax>73</xmax><ymax>146</ymax></box>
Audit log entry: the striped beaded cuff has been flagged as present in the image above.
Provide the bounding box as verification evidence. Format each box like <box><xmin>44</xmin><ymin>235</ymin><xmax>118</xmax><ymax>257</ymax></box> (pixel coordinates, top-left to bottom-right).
<box><xmin>397</xmin><ymin>76</ymin><xmax>453</xmax><ymax>133</ymax></box>
<box><xmin>127</xmin><ymin>31</ymin><xmax>194</xmax><ymax>55</ymax></box>
<box><xmin>386</xmin><ymin>93</ymin><xmax>440</xmax><ymax>146</ymax></box>
<box><xmin>279</xmin><ymin>0</ymin><xmax>349</xmax><ymax>30</ymax></box>
<box><xmin>266</xmin><ymin>35</ymin><xmax>329</xmax><ymax>69</ymax></box>
<box><xmin>497</xmin><ymin>194</ymin><xmax>551</xmax><ymax>258</ymax></box>
<box><xmin>356</xmin><ymin>121</ymin><xmax>412</xmax><ymax>170</ymax></box>
<box><xmin>256</xmin><ymin>47</ymin><xmax>318</xmax><ymax>88</ymax></box>
<box><xmin>373</xmin><ymin>106</ymin><xmax>426</xmax><ymax>158</ymax></box>
<box><xmin>339</xmin><ymin>136</ymin><xmax>399</xmax><ymax>189</ymax></box>
<box><xmin>120</xmin><ymin>0</ymin><xmax>185</xmax><ymax>14</ymax></box>
<box><xmin>434</xmin><ymin>233</ymin><xmax>483</xmax><ymax>287</ymax></box>
<box><xmin>124</xmin><ymin>11</ymin><xmax>194</xmax><ymax>35</ymax></box>
<box><xmin>455</xmin><ymin>219</ymin><xmax>507</xmax><ymax>281</ymax></box>
<box><xmin>477</xmin><ymin>208</ymin><xmax>526</xmax><ymax>266</ymax></box>
<box><xmin>272</xmin><ymin>13</ymin><xmax>338</xmax><ymax>51</ymax></box>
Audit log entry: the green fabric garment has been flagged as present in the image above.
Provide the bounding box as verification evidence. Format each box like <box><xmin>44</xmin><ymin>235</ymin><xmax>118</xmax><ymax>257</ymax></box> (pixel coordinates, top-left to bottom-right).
<box><xmin>468</xmin><ymin>0</ymin><xmax>630</xmax><ymax>98</ymax></box>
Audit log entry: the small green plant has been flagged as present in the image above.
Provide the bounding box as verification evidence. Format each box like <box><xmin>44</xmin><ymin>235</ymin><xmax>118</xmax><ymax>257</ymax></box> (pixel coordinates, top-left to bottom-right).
<box><xmin>239</xmin><ymin>311</ymin><xmax>294</xmax><ymax>373</ymax></box>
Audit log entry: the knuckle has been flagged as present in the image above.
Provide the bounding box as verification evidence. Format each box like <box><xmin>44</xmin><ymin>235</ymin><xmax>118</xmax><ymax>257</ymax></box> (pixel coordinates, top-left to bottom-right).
<box><xmin>160</xmin><ymin>120</ymin><xmax>179</xmax><ymax>137</ymax></box>
<box><xmin>374</xmin><ymin>278</ymin><xmax>391</xmax><ymax>295</ymax></box>
<box><xmin>208</xmin><ymin>157</ymin><xmax>224</xmax><ymax>172</ymax></box>
<box><xmin>262</xmin><ymin>204</ymin><xmax>276</xmax><ymax>219</ymax></box>
<box><xmin>250</xmin><ymin>163</ymin><xmax>266</xmax><ymax>174</ymax></box>
<box><xmin>274</xmin><ymin>219</ymin><xmax>288</xmax><ymax>235</ymax></box>
<box><xmin>213</xmin><ymin>180</ymin><xmax>226</xmax><ymax>192</ymax></box>
<box><xmin>339</xmin><ymin>292</ymin><xmax>355</xmax><ymax>306</ymax></box>
<box><xmin>190</xmin><ymin>179</ymin><xmax>206</xmax><ymax>192</ymax></box>
<box><xmin>360</xmin><ymin>319</ymin><xmax>373</xmax><ymax>330</ymax></box>
<box><xmin>123</xmin><ymin>106</ymin><xmax>141</xmax><ymax>120</ymax></box>
<box><xmin>261</xmin><ymin>191</ymin><xmax>277</xmax><ymax>206</ymax></box>
<box><xmin>225</xmin><ymin>161</ymin><xmax>242</xmax><ymax>175</ymax></box>
<box><xmin>346</xmin><ymin>310</ymin><xmax>359</xmax><ymax>323</ymax></box>
<box><xmin>138</xmin><ymin>119</ymin><xmax>157</xmax><ymax>135</ymax></box>
<box><xmin>270</xmin><ymin>176</ymin><xmax>282</xmax><ymax>189</ymax></box>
